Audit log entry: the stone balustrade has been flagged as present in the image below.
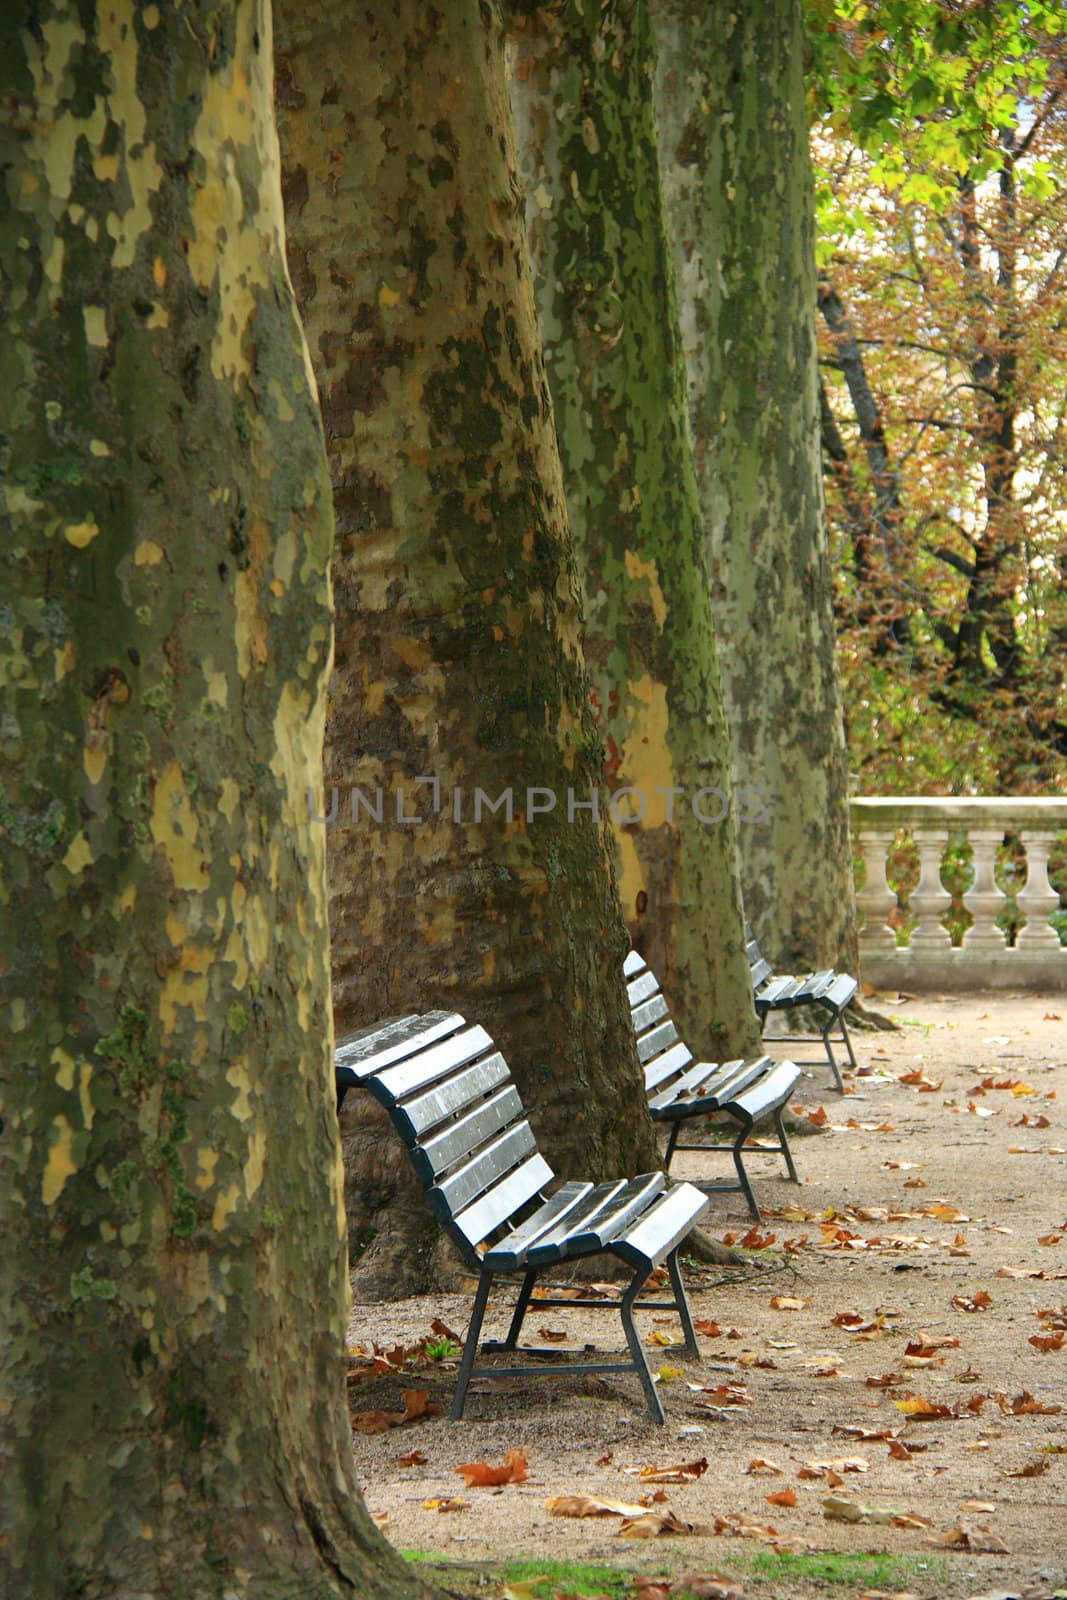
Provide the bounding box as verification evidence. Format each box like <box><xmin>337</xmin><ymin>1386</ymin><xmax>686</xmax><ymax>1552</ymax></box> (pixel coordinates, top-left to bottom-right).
<box><xmin>851</xmin><ymin>797</ymin><xmax>1067</xmax><ymax>992</ymax></box>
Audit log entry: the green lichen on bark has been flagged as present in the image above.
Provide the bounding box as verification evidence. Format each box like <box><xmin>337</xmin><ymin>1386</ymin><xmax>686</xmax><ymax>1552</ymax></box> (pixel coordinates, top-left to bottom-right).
<box><xmin>652</xmin><ymin>0</ymin><xmax>858</xmax><ymax>972</ymax></box>
<box><xmin>275</xmin><ymin>0</ymin><xmax>659</xmax><ymax>1297</ymax></box>
<box><xmin>508</xmin><ymin>0</ymin><xmax>759</xmax><ymax>1057</ymax></box>
<box><xmin>0</xmin><ymin>3</ymin><xmax>440</xmax><ymax>1595</ymax></box>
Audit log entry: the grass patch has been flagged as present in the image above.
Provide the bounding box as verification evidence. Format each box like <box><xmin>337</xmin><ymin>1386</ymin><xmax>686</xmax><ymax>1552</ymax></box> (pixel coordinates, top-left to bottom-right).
<box><xmin>400</xmin><ymin>1554</ymin><xmax>633</xmax><ymax>1596</ymax></box>
<box><xmin>741</xmin><ymin>1548</ymin><xmax>948</xmax><ymax>1588</ymax></box>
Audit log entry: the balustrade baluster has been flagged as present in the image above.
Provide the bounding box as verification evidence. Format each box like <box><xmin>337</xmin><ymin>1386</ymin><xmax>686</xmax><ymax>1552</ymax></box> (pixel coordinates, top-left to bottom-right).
<box><xmin>1016</xmin><ymin>831</ymin><xmax>1064</xmax><ymax>950</ymax></box>
<box><xmin>960</xmin><ymin>829</ymin><xmax>1008</xmax><ymax>952</ymax></box>
<box><xmin>855</xmin><ymin>829</ymin><xmax>898</xmax><ymax>951</ymax></box>
<box><xmin>906</xmin><ymin>830</ymin><xmax>953</xmax><ymax>949</ymax></box>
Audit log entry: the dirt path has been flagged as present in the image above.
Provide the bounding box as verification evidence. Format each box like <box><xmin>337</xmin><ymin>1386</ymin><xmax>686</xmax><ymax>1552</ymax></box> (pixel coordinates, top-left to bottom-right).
<box><xmin>346</xmin><ymin>995</ymin><xmax>1067</xmax><ymax>1599</ymax></box>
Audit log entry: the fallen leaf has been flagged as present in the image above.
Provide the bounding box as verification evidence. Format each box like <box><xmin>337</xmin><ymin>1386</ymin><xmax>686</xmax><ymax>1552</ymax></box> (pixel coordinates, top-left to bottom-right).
<box><xmin>833</xmin><ymin>1425</ymin><xmax>897</xmax><ymax>1441</ymax></box>
<box><xmin>454</xmin><ymin>1449</ymin><xmax>527</xmax><ymax>1487</ymax></box>
<box><xmin>618</xmin><ymin>1509</ymin><xmax>717</xmax><ymax>1538</ymax></box>
<box><xmin>686</xmin><ymin>1382</ymin><xmax>750</xmax><ymax>1407</ymax></box>
<box><xmin>546</xmin><ymin>1494</ymin><xmax>653</xmax><ymax>1519</ymax></box>
<box><xmin>694</xmin><ymin>1320</ymin><xmax>723</xmax><ymax>1338</ymax></box>
<box><xmin>625</xmin><ymin>1459</ymin><xmax>708</xmax><ymax>1484</ymax></box>
<box><xmin>502</xmin><ymin>1579</ymin><xmax>551</xmax><ymax>1600</ymax></box>
<box><xmin>1001</xmin><ymin>1390</ymin><xmax>1062</xmax><ymax>1416</ymax></box>
<box><xmin>657</xmin><ymin>1364</ymin><xmax>684</xmax><ymax>1382</ymax></box>
<box><xmin>1038</xmin><ymin>1235</ymin><xmax>1064</xmax><ymax>1248</ymax></box>
<box><xmin>430</xmin><ymin>1317</ymin><xmax>462</xmax><ymax>1344</ymax></box>
<box><xmin>351</xmin><ymin>1389</ymin><xmax>439</xmax><ymax>1434</ymax></box>
<box><xmin>866</xmin><ymin>1374</ymin><xmax>901</xmax><ymax>1388</ymax></box>
<box><xmin>892</xmin><ymin>1395</ymin><xmax>952</xmax><ymax>1419</ymax></box>
<box><xmin>765</xmin><ymin>1488</ymin><xmax>797</xmax><ymax>1508</ymax></box>
<box><xmin>1000</xmin><ymin>1459</ymin><xmax>1050</xmax><ymax>1477</ymax></box>
<box><xmin>370</xmin><ymin>1510</ymin><xmax>389</xmax><ymax>1530</ymax></box>
<box><xmin>770</xmin><ymin>1296</ymin><xmax>810</xmax><ymax>1311</ymax></box>
<box><xmin>647</xmin><ymin>1330</ymin><xmax>678</xmax><ymax>1347</ymax></box>
<box><xmin>397</xmin><ymin>1449</ymin><xmax>427</xmax><ymax>1467</ymax></box>
<box><xmin>952</xmin><ymin>1291</ymin><xmax>992</xmax><ymax>1312</ymax></box>
<box><xmin>537</xmin><ymin>1327</ymin><xmax>568</xmax><ymax>1342</ymax></box>
<box><xmin>1029</xmin><ymin>1332</ymin><xmax>1065</xmax><ymax>1352</ymax></box>
<box><xmin>924</xmin><ymin>1525</ymin><xmax>1007</xmax><ymax>1553</ymax></box>
<box><xmin>423</xmin><ymin>1496</ymin><xmax>468</xmax><ymax>1512</ymax></box>
<box><xmin>745</xmin><ymin>1458</ymin><xmax>784</xmax><ymax>1476</ymax></box>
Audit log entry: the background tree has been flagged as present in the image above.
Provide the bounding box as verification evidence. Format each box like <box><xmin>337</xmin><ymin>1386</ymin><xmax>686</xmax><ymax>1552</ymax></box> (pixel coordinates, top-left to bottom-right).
<box><xmin>653</xmin><ymin>0</ymin><xmax>858</xmax><ymax>974</ymax></box>
<box><xmin>508</xmin><ymin>0</ymin><xmax>760</xmax><ymax>1059</ymax></box>
<box><xmin>0</xmin><ymin>2</ymin><xmax>441</xmax><ymax>1595</ymax></box>
<box><xmin>275</xmin><ymin>0</ymin><xmax>660</xmax><ymax>1297</ymax></box>
<box><xmin>810</xmin><ymin>1</ymin><xmax>1067</xmax><ymax>793</ymax></box>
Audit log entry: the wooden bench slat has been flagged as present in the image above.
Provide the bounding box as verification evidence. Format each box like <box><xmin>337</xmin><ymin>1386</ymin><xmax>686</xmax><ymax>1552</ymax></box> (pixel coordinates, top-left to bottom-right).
<box><xmin>636</xmin><ymin>1018</ymin><xmax>680</xmax><ymax>1064</ymax></box>
<box><xmin>523</xmin><ymin>1179</ymin><xmax>629</xmax><ymax>1265</ymax></box>
<box><xmin>410</xmin><ymin>1084</ymin><xmax>524</xmax><ymax>1183</ymax></box>
<box><xmin>632</xmin><ymin>993</ymin><xmax>669</xmax><ymax>1034</ymax></box>
<box><xmin>395</xmin><ymin>1052</ymin><xmax>511</xmax><ymax>1141</ymax></box>
<box><xmin>626</xmin><ymin>970</ymin><xmax>660</xmax><ymax>1007</ymax></box>
<box><xmin>430</xmin><ymin>1119</ymin><xmax>537</xmax><ymax>1220</ymax></box>
<box><xmin>725</xmin><ymin>1060</ymin><xmax>804</xmax><ymax>1121</ymax></box>
<box><xmin>825</xmin><ymin>972</ymin><xmax>859</xmax><ymax>1009</ymax></box>
<box><xmin>448</xmin><ymin>1152</ymin><xmax>554</xmax><ymax>1250</ymax></box>
<box><xmin>642</xmin><ymin>1040</ymin><xmax>694</xmax><ymax>1092</ymax></box>
<box><xmin>647</xmin><ymin>1055</ymin><xmax>760</xmax><ymax>1112</ymax></box>
<box><xmin>373</xmin><ymin>1024</ymin><xmax>496</xmax><ymax>1105</ymax></box>
<box><xmin>335</xmin><ymin>1011</ymin><xmax>464</xmax><ymax>1080</ymax></box>
<box><xmin>566</xmin><ymin>1172</ymin><xmax>667</xmax><ymax>1253</ymax></box>
<box><xmin>611</xmin><ymin>1183</ymin><xmax>710</xmax><ymax>1271</ymax></box>
<box><xmin>483</xmin><ymin>1180</ymin><xmax>595</xmax><ymax>1270</ymax></box>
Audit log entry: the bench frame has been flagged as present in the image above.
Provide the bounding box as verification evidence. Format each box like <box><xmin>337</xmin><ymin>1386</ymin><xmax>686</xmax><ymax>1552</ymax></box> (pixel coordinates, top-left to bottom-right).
<box><xmin>335</xmin><ymin>1011</ymin><xmax>709</xmax><ymax>1423</ymax></box>
<box><xmin>625</xmin><ymin>950</ymin><xmax>802</xmax><ymax>1220</ymax></box>
<box><xmin>747</xmin><ymin>932</ymin><xmax>858</xmax><ymax>1094</ymax></box>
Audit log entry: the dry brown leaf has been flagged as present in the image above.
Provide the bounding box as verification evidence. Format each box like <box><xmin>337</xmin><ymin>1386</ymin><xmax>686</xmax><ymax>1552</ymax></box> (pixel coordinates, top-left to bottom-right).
<box><xmin>423</xmin><ymin>1496</ymin><xmax>469</xmax><ymax>1513</ymax></box>
<box><xmin>351</xmin><ymin>1388</ymin><xmax>439</xmax><ymax>1434</ymax></box>
<box><xmin>924</xmin><ymin>1525</ymin><xmax>1008</xmax><ymax>1553</ymax></box>
<box><xmin>745</xmin><ymin>1457</ymin><xmax>784</xmax><ymax>1476</ymax></box>
<box><xmin>800</xmin><ymin>1457</ymin><xmax>869</xmax><ymax>1478</ymax></box>
<box><xmin>892</xmin><ymin>1395</ymin><xmax>952</xmax><ymax>1419</ymax></box>
<box><xmin>865</xmin><ymin>1374</ymin><xmax>900</xmax><ymax>1389</ymax></box>
<box><xmin>546</xmin><ymin>1494</ymin><xmax>653</xmax><ymax>1519</ymax></box>
<box><xmin>765</xmin><ymin>1488</ymin><xmax>797</xmax><ymax>1508</ymax></box>
<box><xmin>770</xmin><ymin>1295</ymin><xmax>810</xmax><ymax>1311</ymax></box>
<box><xmin>694</xmin><ymin>1320</ymin><xmax>723</xmax><ymax>1338</ymax></box>
<box><xmin>618</xmin><ymin>1510</ymin><xmax>717</xmax><ymax>1539</ymax></box>
<box><xmin>1000</xmin><ymin>1459</ymin><xmax>1050</xmax><ymax>1477</ymax></box>
<box><xmin>1029</xmin><ymin>1332</ymin><xmax>1065</xmax><ymax>1352</ymax></box>
<box><xmin>397</xmin><ymin>1449</ymin><xmax>427</xmax><ymax>1467</ymax></box>
<box><xmin>1002</xmin><ymin>1389</ymin><xmax>1062</xmax><ymax>1415</ymax></box>
<box><xmin>833</xmin><ymin>1425</ymin><xmax>897</xmax><ymax>1441</ymax></box>
<box><xmin>429</xmin><ymin>1317</ymin><xmax>462</xmax><ymax>1344</ymax></box>
<box><xmin>625</xmin><ymin>1458</ymin><xmax>708</xmax><ymax>1484</ymax></box>
<box><xmin>686</xmin><ymin>1382</ymin><xmax>750</xmax><ymax>1407</ymax></box>
<box><xmin>952</xmin><ymin>1291</ymin><xmax>992</xmax><ymax>1312</ymax></box>
<box><xmin>537</xmin><ymin>1326</ymin><xmax>568</xmax><ymax>1342</ymax></box>
<box><xmin>454</xmin><ymin>1449</ymin><xmax>527</xmax><ymax>1488</ymax></box>
<box><xmin>370</xmin><ymin>1510</ymin><xmax>389</xmax><ymax>1530</ymax></box>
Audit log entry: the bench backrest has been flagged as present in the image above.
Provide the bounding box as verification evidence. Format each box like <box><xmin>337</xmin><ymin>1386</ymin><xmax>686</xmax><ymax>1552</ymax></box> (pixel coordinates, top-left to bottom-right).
<box><xmin>334</xmin><ymin>1011</ymin><xmax>554</xmax><ymax>1272</ymax></box>
<box><xmin>744</xmin><ymin>932</ymin><xmax>774</xmax><ymax>993</ymax></box>
<box><xmin>622</xmin><ymin>950</ymin><xmax>694</xmax><ymax>1095</ymax></box>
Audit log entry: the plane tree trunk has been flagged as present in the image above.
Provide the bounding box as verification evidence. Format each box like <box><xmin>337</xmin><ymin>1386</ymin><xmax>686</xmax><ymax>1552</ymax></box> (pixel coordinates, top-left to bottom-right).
<box><xmin>652</xmin><ymin>0</ymin><xmax>858</xmax><ymax>973</ymax></box>
<box><xmin>275</xmin><ymin>0</ymin><xmax>659</xmax><ymax>1297</ymax></box>
<box><xmin>0</xmin><ymin>3</ymin><xmax>442</xmax><ymax>1595</ymax></box>
<box><xmin>507</xmin><ymin>0</ymin><xmax>759</xmax><ymax>1059</ymax></box>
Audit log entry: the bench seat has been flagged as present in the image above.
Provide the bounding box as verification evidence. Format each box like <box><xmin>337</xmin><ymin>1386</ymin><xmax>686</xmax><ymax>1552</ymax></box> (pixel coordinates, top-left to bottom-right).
<box><xmin>625</xmin><ymin>950</ymin><xmax>803</xmax><ymax>1220</ymax></box>
<box><xmin>747</xmin><ymin>932</ymin><xmax>858</xmax><ymax>1093</ymax></box>
<box><xmin>335</xmin><ymin>1011</ymin><xmax>709</xmax><ymax>1423</ymax></box>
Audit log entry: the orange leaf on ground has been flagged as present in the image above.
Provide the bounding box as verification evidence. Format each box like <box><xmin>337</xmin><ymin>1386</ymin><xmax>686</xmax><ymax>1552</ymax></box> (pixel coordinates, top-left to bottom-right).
<box><xmin>454</xmin><ymin>1449</ymin><xmax>528</xmax><ymax>1487</ymax></box>
<box><xmin>1001</xmin><ymin>1459</ymin><xmax>1050</xmax><ymax>1477</ymax></box>
<box><xmin>765</xmin><ymin>1489</ymin><xmax>797</xmax><ymax>1508</ymax></box>
<box><xmin>617</xmin><ymin>1510</ymin><xmax>716</xmax><ymax>1539</ymax></box>
<box><xmin>430</xmin><ymin>1318</ymin><xmax>462</xmax><ymax>1344</ymax></box>
<box><xmin>865</xmin><ymin>1374</ymin><xmax>900</xmax><ymax>1388</ymax></box>
<box><xmin>686</xmin><ymin>1382</ymin><xmax>750</xmax><ymax>1407</ymax></box>
<box><xmin>546</xmin><ymin>1494</ymin><xmax>652</xmax><ymax>1518</ymax></box>
<box><xmin>745</xmin><ymin>1457</ymin><xmax>784</xmax><ymax>1475</ymax></box>
<box><xmin>770</xmin><ymin>1295</ymin><xmax>809</xmax><ymax>1311</ymax></box>
<box><xmin>397</xmin><ymin>1449</ymin><xmax>427</xmax><ymax>1467</ymax></box>
<box><xmin>952</xmin><ymin>1291</ymin><xmax>992</xmax><ymax>1312</ymax></box>
<box><xmin>1002</xmin><ymin>1390</ymin><xmax>1062</xmax><ymax>1415</ymax></box>
<box><xmin>351</xmin><ymin>1389</ymin><xmax>439</xmax><ymax>1434</ymax></box>
<box><xmin>537</xmin><ymin>1327</ymin><xmax>568</xmax><ymax>1341</ymax></box>
<box><xmin>694</xmin><ymin>1320</ymin><xmax>723</xmax><ymax>1338</ymax></box>
<box><xmin>892</xmin><ymin>1395</ymin><xmax>953</xmax><ymax>1419</ymax></box>
<box><xmin>1029</xmin><ymin>1332</ymin><xmax>1065</xmax><ymax>1352</ymax></box>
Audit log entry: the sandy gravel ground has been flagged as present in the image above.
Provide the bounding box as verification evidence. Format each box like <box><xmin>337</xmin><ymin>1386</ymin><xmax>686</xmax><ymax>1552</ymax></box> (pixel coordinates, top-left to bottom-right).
<box><xmin>345</xmin><ymin>995</ymin><xmax>1067</xmax><ymax>1599</ymax></box>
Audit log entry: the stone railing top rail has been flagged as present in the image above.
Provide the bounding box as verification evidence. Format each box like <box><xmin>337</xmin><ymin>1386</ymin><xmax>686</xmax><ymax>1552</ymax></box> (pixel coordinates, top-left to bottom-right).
<box><xmin>851</xmin><ymin>796</ymin><xmax>1067</xmax><ymax>830</ymax></box>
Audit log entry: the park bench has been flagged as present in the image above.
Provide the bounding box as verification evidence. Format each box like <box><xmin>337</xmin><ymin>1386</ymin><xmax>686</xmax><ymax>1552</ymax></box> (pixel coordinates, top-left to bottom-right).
<box><xmin>747</xmin><ymin>929</ymin><xmax>858</xmax><ymax>1093</ymax></box>
<box><xmin>624</xmin><ymin>950</ymin><xmax>802</xmax><ymax>1221</ymax></box>
<box><xmin>334</xmin><ymin>1011</ymin><xmax>710</xmax><ymax>1422</ymax></box>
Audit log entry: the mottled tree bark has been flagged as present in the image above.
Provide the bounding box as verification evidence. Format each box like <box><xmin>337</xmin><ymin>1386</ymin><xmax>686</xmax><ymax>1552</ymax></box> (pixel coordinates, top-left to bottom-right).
<box><xmin>508</xmin><ymin>0</ymin><xmax>760</xmax><ymax>1060</ymax></box>
<box><xmin>275</xmin><ymin>0</ymin><xmax>659</xmax><ymax>1297</ymax></box>
<box><xmin>0</xmin><ymin>4</ymin><xmax>440</xmax><ymax>1595</ymax></box>
<box><xmin>652</xmin><ymin>0</ymin><xmax>859</xmax><ymax>973</ymax></box>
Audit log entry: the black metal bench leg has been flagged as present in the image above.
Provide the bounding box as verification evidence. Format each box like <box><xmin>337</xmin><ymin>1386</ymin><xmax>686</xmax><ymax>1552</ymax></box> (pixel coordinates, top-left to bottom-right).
<box><xmin>822</xmin><ymin>1016</ymin><xmax>845</xmax><ymax>1093</ymax></box>
<box><xmin>731</xmin><ymin>1122</ymin><xmax>761</xmax><ymax>1220</ymax></box>
<box><xmin>663</xmin><ymin>1122</ymin><xmax>680</xmax><ymax>1174</ymax></box>
<box><xmin>452</xmin><ymin>1267</ymin><xmax>493</xmax><ymax>1421</ymax></box>
<box><xmin>774</xmin><ymin>1107</ymin><xmax>800</xmax><ymax>1184</ymax></box>
<box><xmin>666</xmin><ymin>1248</ymin><xmax>699</xmax><ymax>1360</ymax></box>
<box><xmin>620</xmin><ymin>1269</ymin><xmax>666</xmax><ymax>1423</ymax></box>
<box><xmin>839</xmin><ymin>1010</ymin><xmax>858</xmax><ymax>1071</ymax></box>
<box><xmin>502</xmin><ymin>1268</ymin><xmax>537</xmax><ymax>1350</ymax></box>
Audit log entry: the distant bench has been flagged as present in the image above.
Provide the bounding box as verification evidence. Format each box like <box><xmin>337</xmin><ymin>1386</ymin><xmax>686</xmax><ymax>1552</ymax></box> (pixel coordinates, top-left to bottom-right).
<box><xmin>625</xmin><ymin>950</ymin><xmax>803</xmax><ymax>1220</ymax></box>
<box><xmin>747</xmin><ymin>930</ymin><xmax>858</xmax><ymax>1093</ymax></box>
<box><xmin>335</xmin><ymin>1011</ymin><xmax>710</xmax><ymax>1422</ymax></box>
